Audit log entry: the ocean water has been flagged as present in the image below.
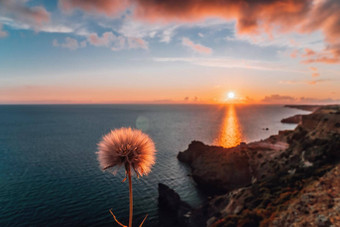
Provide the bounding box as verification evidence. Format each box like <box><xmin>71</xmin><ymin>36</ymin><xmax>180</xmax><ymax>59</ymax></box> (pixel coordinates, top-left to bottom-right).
<box><xmin>0</xmin><ymin>104</ymin><xmax>309</xmax><ymax>226</ymax></box>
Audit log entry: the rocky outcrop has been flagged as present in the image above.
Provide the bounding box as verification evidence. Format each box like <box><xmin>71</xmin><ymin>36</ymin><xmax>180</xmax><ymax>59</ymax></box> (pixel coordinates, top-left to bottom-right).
<box><xmin>173</xmin><ymin>105</ymin><xmax>340</xmax><ymax>227</ymax></box>
<box><xmin>158</xmin><ymin>183</ymin><xmax>193</xmax><ymax>227</ymax></box>
<box><xmin>281</xmin><ymin>114</ymin><xmax>304</xmax><ymax>124</ymax></box>
<box><xmin>177</xmin><ymin>134</ymin><xmax>290</xmax><ymax>194</ymax></box>
<box><xmin>178</xmin><ymin>141</ymin><xmax>253</xmax><ymax>194</ymax></box>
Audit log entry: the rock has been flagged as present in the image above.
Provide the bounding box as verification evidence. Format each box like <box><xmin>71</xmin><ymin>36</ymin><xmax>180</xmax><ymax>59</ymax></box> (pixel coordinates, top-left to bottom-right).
<box><xmin>281</xmin><ymin>114</ymin><xmax>304</xmax><ymax>124</ymax></box>
<box><xmin>316</xmin><ymin>215</ymin><xmax>331</xmax><ymax>227</ymax></box>
<box><xmin>158</xmin><ymin>183</ymin><xmax>182</xmax><ymax>211</ymax></box>
<box><xmin>178</xmin><ymin>142</ymin><xmax>253</xmax><ymax>194</ymax></box>
<box><xmin>178</xmin><ymin>134</ymin><xmax>291</xmax><ymax>194</ymax></box>
<box><xmin>158</xmin><ymin>183</ymin><xmax>193</xmax><ymax>227</ymax></box>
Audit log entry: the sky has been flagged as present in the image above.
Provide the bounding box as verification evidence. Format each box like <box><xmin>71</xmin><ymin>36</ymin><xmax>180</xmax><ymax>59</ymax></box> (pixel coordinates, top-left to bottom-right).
<box><xmin>0</xmin><ymin>0</ymin><xmax>340</xmax><ymax>104</ymax></box>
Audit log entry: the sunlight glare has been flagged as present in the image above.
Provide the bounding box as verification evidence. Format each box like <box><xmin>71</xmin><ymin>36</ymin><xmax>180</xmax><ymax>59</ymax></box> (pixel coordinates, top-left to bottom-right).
<box><xmin>227</xmin><ymin>92</ymin><xmax>235</xmax><ymax>99</ymax></box>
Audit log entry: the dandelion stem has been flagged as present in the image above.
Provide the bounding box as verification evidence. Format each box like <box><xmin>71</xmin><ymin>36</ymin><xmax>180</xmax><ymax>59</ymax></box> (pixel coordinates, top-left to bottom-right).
<box><xmin>109</xmin><ymin>209</ymin><xmax>127</xmax><ymax>227</ymax></box>
<box><xmin>128</xmin><ymin>167</ymin><xmax>133</xmax><ymax>227</ymax></box>
<box><xmin>139</xmin><ymin>214</ymin><xmax>148</xmax><ymax>227</ymax></box>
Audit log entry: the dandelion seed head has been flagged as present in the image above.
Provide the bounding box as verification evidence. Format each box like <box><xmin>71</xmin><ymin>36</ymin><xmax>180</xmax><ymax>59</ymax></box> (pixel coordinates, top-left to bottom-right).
<box><xmin>97</xmin><ymin>127</ymin><xmax>156</xmax><ymax>176</ymax></box>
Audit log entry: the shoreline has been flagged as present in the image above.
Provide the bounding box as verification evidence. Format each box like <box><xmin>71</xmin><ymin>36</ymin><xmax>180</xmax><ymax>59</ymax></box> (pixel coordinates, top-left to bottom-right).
<box><xmin>284</xmin><ymin>104</ymin><xmax>322</xmax><ymax>112</ymax></box>
<box><xmin>159</xmin><ymin>105</ymin><xmax>340</xmax><ymax>226</ymax></box>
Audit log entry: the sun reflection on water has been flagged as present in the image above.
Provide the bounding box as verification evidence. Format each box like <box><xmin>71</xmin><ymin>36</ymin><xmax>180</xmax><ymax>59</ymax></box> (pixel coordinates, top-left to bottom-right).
<box><xmin>215</xmin><ymin>104</ymin><xmax>242</xmax><ymax>148</ymax></box>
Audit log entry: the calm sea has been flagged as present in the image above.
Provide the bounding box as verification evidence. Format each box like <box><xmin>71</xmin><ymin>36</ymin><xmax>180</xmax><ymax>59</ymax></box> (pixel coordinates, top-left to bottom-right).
<box><xmin>0</xmin><ymin>104</ymin><xmax>309</xmax><ymax>226</ymax></box>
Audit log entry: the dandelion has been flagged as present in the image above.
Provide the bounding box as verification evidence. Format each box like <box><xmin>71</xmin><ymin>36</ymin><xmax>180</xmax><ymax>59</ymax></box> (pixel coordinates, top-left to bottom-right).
<box><xmin>97</xmin><ymin>127</ymin><xmax>156</xmax><ymax>227</ymax></box>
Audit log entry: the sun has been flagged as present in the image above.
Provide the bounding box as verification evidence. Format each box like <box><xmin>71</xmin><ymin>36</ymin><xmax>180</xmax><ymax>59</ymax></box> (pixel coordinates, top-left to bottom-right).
<box><xmin>227</xmin><ymin>91</ymin><xmax>235</xmax><ymax>99</ymax></box>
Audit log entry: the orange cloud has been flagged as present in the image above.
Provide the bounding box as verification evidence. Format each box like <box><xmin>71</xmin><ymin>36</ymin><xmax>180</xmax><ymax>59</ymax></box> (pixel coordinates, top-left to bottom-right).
<box><xmin>59</xmin><ymin>0</ymin><xmax>129</xmax><ymax>16</ymax></box>
<box><xmin>290</xmin><ymin>49</ymin><xmax>299</xmax><ymax>58</ymax></box>
<box><xmin>307</xmin><ymin>79</ymin><xmax>330</xmax><ymax>85</ymax></box>
<box><xmin>309</xmin><ymin>66</ymin><xmax>317</xmax><ymax>71</ymax></box>
<box><xmin>182</xmin><ymin>37</ymin><xmax>212</xmax><ymax>54</ymax></box>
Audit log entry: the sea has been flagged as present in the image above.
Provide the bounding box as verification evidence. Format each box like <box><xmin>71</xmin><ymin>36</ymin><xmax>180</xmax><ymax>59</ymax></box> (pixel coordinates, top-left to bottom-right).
<box><xmin>0</xmin><ymin>104</ymin><xmax>310</xmax><ymax>226</ymax></box>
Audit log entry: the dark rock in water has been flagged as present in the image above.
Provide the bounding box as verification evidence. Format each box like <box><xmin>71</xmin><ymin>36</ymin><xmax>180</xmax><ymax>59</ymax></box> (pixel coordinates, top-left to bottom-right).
<box><xmin>281</xmin><ymin>114</ymin><xmax>304</xmax><ymax>124</ymax></box>
<box><xmin>158</xmin><ymin>183</ymin><xmax>182</xmax><ymax>212</ymax></box>
<box><xmin>158</xmin><ymin>183</ymin><xmax>193</xmax><ymax>227</ymax></box>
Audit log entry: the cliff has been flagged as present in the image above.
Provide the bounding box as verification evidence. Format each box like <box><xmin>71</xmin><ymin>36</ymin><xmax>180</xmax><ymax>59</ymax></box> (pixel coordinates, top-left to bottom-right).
<box><xmin>162</xmin><ymin>105</ymin><xmax>340</xmax><ymax>226</ymax></box>
<box><xmin>280</xmin><ymin>114</ymin><xmax>304</xmax><ymax>124</ymax></box>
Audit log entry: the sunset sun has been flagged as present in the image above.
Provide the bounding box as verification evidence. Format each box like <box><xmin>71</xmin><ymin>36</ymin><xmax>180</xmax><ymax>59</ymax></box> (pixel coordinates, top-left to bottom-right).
<box><xmin>227</xmin><ymin>92</ymin><xmax>235</xmax><ymax>99</ymax></box>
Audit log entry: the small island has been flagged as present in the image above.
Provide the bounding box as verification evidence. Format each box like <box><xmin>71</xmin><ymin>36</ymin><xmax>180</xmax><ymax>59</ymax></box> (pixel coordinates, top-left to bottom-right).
<box><xmin>159</xmin><ymin>105</ymin><xmax>340</xmax><ymax>226</ymax></box>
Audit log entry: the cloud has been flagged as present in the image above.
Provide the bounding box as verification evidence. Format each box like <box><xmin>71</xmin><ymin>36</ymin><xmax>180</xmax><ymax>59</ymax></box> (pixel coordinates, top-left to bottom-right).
<box><xmin>160</xmin><ymin>26</ymin><xmax>177</xmax><ymax>43</ymax></box>
<box><xmin>127</xmin><ymin>37</ymin><xmax>148</xmax><ymax>49</ymax></box>
<box><xmin>58</xmin><ymin>0</ymin><xmax>340</xmax><ymax>64</ymax></box>
<box><xmin>261</xmin><ymin>94</ymin><xmax>340</xmax><ymax>104</ymax></box>
<box><xmin>182</xmin><ymin>37</ymin><xmax>212</xmax><ymax>54</ymax></box>
<box><xmin>0</xmin><ymin>0</ymin><xmax>50</xmax><ymax>30</ymax></box>
<box><xmin>117</xmin><ymin>18</ymin><xmax>180</xmax><ymax>44</ymax></box>
<box><xmin>307</xmin><ymin>79</ymin><xmax>330</xmax><ymax>85</ymax></box>
<box><xmin>88</xmin><ymin>32</ymin><xmax>117</xmax><ymax>47</ymax></box>
<box><xmin>87</xmin><ymin>31</ymin><xmax>147</xmax><ymax>50</ymax></box>
<box><xmin>280</xmin><ymin>79</ymin><xmax>330</xmax><ymax>85</ymax></box>
<box><xmin>290</xmin><ymin>49</ymin><xmax>299</xmax><ymax>58</ymax></box>
<box><xmin>309</xmin><ymin>66</ymin><xmax>317</xmax><ymax>71</ymax></box>
<box><xmin>0</xmin><ymin>23</ymin><xmax>8</xmax><ymax>37</ymax></box>
<box><xmin>0</xmin><ymin>15</ymin><xmax>89</xmax><ymax>36</ymax></box>
<box><xmin>262</xmin><ymin>94</ymin><xmax>296</xmax><ymax>103</ymax></box>
<box><xmin>308</xmin><ymin>66</ymin><xmax>320</xmax><ymax>77</ymax></box>
<box><xmin>59</xmin><ymin>0</ymin><xmax>129</xmax><ymax>17</ymax></box>
<box><xmin>53</xmin><ymin>37</ymin><xmax>86</xmax><ymax>50</ymax></box>
<box><xmin>154</xmin><ymin>57</ymin><xmax>306</xmax><ymax>73</ymax></box>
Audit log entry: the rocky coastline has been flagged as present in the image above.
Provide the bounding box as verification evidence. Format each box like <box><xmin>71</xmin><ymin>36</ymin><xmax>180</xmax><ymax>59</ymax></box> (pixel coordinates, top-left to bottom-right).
<box><xmin>280</xmin><ymin>114</ymin><xmax>304</xmax><ymax>124</ymax></box>
<box><xmin>159</xmin><ymin>105</ymin><xmax>340</xmax><ymax>226</ymax></box>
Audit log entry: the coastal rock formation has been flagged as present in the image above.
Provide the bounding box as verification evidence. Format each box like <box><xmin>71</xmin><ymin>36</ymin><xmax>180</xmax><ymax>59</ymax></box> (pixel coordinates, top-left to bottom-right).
<box><xmin>158</xmin><ymin>183</ymin><xmax>193</xmax><ymax>226</ymax></box>
<box><xmin>178</xmin><ymin>134</ymin><xmax>290</xmax><ymax>194</ymax></box>
<box><xmin>171</xmin><ymin>105</ymin><xmax>340</xmax><ymax>226</ymax></box>
<box><xmin>280</xmin><ymin>114</ymin><xmax>303</xmax><ymax>124</ymax></box>
<box><xmin>177</xmin><ymin>142</ymin><xmax>252</xmax><ymax>194</ymax></box>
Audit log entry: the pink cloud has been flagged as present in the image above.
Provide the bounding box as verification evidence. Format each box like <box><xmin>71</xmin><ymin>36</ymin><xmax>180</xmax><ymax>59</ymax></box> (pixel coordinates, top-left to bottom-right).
<box><xmin>59</xmin><ymin>0</ymin><xmax>129</xmax><ymax>17</ymax></box>
<box><xmin>127</xmin><ymin>37</ymin><xmax>148</xmax><ymax>49</ymax></box>
<box><xmin>53</xmin><ymin>37</ymin><xmax>85</xmax><ymax>50</ymax></box>
<box><xmin>290</xmin><ymin>49</ymin><xmax>299</xmax><ymax>58</ymax></box>
<box><xmin>182</xmin><ymin>37</ymin><xmax>212</xmax><ymax>54</ymax></box>
<box><xmin>88</xmin><ymin>32</ymin><xmax>117</xmax><ymax>47</ymax></box>
<box><xmin>0</xmin><ymin>0</ymin><xmax>50</xmax><ymax>29</ymax></box>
